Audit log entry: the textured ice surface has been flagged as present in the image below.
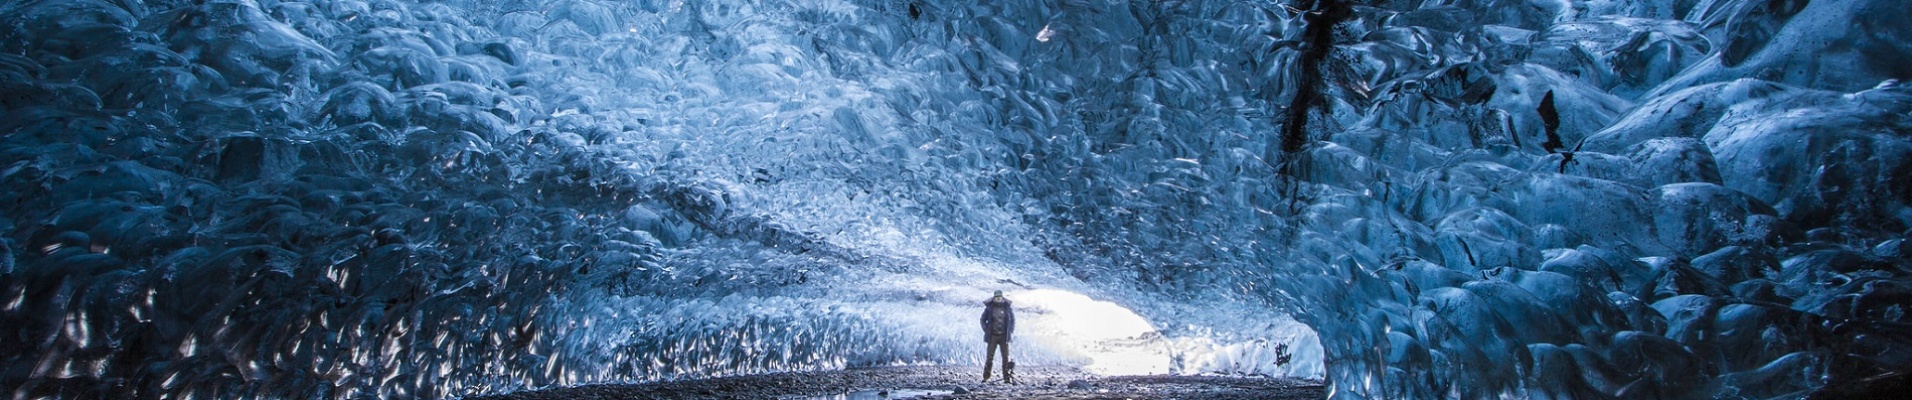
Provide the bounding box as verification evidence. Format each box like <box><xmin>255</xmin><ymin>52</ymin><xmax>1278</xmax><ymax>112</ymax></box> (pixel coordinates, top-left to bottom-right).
<box><xmin>2</xmin><ymin>0</ymin><xmax>1908</xmax><ymax>399</ymax></box>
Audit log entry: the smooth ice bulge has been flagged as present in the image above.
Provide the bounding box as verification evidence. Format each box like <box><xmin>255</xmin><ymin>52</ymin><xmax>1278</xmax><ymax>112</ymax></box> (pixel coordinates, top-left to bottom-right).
<box><xmin>3</xmin><ymin>0</ymin><xmax>1909</xmax><ymax>399</ymax></box>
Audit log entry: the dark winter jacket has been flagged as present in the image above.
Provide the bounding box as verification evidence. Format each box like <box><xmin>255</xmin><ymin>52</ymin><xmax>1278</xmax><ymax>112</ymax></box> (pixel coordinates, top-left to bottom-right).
<box><xmin>981</xmin><ymin>296</ymin><xmax>1014</xmax><ymax>343</ymax></box>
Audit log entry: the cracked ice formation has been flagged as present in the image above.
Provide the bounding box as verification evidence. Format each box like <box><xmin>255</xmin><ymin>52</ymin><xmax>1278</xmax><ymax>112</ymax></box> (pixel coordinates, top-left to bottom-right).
<box><xmin>1</xmin><ymin>0</ymin><xmax>1908</xmax><ymax>399</ymax></box>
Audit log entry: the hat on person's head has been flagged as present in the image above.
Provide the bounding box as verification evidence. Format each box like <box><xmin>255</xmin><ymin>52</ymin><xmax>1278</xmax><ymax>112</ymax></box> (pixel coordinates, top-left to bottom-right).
<box><xmin>993</xmin><ymin>290</ymin><xmax>1003</xmax><ymax>297</ymax></box>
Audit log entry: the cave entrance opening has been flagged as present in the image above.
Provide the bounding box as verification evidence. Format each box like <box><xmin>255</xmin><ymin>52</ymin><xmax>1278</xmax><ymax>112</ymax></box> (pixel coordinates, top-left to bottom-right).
<box><xmin>1009</xmin><ymin>289</ymin><xmax>1169</xmax><ymax>376</ymax></box>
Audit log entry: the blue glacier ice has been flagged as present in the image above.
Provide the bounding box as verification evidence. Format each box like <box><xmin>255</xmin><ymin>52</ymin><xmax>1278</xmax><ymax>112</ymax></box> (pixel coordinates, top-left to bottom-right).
<box><xmin>1</xmin><ymin>0</ymin><xmax>1908</xmax><ymax>398</ymax></box>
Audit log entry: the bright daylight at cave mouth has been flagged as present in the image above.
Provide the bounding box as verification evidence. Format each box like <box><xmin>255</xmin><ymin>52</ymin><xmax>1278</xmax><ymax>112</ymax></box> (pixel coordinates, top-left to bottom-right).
<box><xmin>1</xmin><ymin>0</ymin><xmax>1908</xmax><ymax>399</ymax></box>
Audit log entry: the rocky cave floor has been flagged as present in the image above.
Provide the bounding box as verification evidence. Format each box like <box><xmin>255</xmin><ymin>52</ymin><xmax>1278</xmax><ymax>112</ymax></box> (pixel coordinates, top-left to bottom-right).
<box><xmin>471</xmin><ymin>366</ymin><xmax>1325</xmax><ymax>400</ymax></box>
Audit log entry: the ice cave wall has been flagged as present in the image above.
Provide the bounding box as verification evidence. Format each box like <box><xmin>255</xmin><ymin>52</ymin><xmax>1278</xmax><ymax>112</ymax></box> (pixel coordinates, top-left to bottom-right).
<box><xmin>1</xmin><ymin>0</ymin><xmax>1909</xmax><ymax>399</ymax></box>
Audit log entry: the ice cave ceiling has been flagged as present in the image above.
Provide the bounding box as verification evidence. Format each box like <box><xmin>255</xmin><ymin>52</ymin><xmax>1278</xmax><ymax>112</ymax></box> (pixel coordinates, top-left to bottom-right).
<box><xmin>1</xmin><ymin>0</ymin><xmax>1908</xmax><ymax>398</ymax></box>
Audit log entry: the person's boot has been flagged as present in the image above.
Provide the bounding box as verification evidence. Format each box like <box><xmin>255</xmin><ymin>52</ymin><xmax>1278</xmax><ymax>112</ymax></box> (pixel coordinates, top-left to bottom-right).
<box><xmin>981</xmin><ymin>367</ymin><xmax>991</xmax><ymax>383</ymax></box>
<box><xmin>1004</xmin><ymin>361</ymin><xmax>1016</xmax><ymax>384</ymax></box>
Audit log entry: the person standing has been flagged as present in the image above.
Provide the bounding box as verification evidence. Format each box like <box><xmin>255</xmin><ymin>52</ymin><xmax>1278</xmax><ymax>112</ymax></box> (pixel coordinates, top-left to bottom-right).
<box><xmin>980</xmin><ymin>290</ymin><xmax>1016</xmax><ymax>383</ymax></box>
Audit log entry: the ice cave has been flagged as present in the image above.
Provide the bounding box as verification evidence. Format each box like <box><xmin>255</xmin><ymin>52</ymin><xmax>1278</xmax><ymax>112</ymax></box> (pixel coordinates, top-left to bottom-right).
<box><xmin>1</xmin><ymin>0</ymin><xmax>1907</xmax><ymax>398</ymax></box>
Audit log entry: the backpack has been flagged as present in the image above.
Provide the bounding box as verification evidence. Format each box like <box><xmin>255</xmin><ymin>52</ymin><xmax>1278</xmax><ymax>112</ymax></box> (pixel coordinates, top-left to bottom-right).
<box><xmin>983</xmin><ymin>302</ymin><xmax>1011</xmax><ymax>335</ymax></box>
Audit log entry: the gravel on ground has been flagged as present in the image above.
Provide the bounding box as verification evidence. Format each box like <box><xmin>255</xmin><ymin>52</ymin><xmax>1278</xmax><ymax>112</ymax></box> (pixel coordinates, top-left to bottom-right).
<box><xmin>469</xmin><ymin>366</ymin><xmax>1323</xmax><ymax>400</ymax></box>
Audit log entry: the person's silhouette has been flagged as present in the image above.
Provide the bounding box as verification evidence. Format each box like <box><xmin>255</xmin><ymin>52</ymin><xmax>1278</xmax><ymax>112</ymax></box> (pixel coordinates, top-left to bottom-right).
<box><xmin>980</xmin><ymin>290</ymin><xmax>1016</xmax><ymax>383</ymax></box>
